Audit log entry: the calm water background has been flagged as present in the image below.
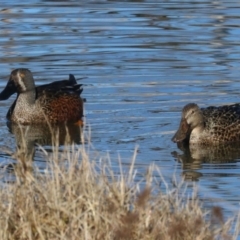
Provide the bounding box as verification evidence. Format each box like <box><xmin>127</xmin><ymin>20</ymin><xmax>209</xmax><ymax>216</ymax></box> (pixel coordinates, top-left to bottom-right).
<box><xmin>1</xmin><ymin>0</ymin><xmax>240</xmax><ymax>226</ymax></box>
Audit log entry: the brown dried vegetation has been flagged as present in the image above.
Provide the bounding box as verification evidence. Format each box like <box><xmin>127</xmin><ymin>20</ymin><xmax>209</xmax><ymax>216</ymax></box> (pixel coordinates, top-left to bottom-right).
<box><xmin>0</xmin><ymin>137</ymin><xmax>238</xmax><ymax>240</ymax></box>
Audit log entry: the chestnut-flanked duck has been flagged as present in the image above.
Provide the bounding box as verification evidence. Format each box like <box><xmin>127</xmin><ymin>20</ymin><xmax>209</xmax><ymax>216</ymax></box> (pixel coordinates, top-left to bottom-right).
<box><xmin>0</xmin><ymin>68</ymin><xmax>84</xmax><ymax>124</ymax></box>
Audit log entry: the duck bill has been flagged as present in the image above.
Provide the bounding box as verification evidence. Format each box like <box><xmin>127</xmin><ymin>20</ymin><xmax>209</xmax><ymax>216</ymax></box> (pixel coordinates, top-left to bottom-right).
<box><xmin>0</xmin><ymin>78</ymin><xmax>17</xmax><ymax>100</ymax></box>
<box><xmin>172</xmin><ymin>118</ymin><xmax>191</xmax><ymax>143</ymax></box>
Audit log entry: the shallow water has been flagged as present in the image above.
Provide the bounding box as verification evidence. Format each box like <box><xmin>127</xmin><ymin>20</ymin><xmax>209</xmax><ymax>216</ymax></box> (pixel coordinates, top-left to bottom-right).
<box><xmin>1</xmin><ymin>0</ymin><xmax>240</xmax><ymax>228</ymax></box>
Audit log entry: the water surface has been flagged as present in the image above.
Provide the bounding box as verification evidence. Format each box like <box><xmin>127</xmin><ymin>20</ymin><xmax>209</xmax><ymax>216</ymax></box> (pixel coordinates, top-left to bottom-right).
<box><xmin>1</xmin><ymin>0</ymin><xmax>240</xmax><ymax>227</ymax></box>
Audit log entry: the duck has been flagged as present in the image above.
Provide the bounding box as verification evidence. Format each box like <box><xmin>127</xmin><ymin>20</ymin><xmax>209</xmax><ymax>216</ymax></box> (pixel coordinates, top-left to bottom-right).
<box><xmin>172</xmin><ymin>103</ymin><xmax>240</xmax><ymax>145</ymax></box>
<box><xmin>0</xmin><ymin>68</ymin><xmax>84</xmax><ymax>124</ymax></box>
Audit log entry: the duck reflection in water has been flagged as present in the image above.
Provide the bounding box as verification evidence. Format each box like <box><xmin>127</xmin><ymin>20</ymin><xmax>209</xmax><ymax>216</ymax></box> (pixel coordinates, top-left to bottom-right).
<box><xmin>172</xmin><ymin>140</ymin><xmax>240</xmax><ymax>181</ymax></box>
<box><xmin>7</xmin><ymin>122</ymin><xmax>83</xmax><ymax>169</ymax></box>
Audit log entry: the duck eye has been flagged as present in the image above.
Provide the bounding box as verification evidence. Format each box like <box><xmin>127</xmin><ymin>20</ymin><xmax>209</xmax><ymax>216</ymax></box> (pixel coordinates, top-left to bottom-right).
<box><xmin>191</xmin><ymin>110</ymin><xmax>195</xmax><ymax>114</ymax></box>
<box><xmin>20</xmin><ymin>73</ymin><xmax>25</xmax><ymax>78</ymax></box>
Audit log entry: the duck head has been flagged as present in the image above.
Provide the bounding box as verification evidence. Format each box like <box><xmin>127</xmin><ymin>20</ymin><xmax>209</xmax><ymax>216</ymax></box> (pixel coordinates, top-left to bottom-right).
<box><xmin>172</xmin><ymin>103</ymin><xmax>204</xmax><ymax>143</ymax></box>
<box><xmin>0</xmin><ymin>68</ymin><xmax>35</xmax><ymax>100</ymax></box>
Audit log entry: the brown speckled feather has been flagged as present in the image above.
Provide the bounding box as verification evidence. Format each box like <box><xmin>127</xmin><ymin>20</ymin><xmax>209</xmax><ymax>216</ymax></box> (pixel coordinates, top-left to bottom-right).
<box><xmin>202</xmin><ymin>104</ymin><xmax>240</xmax><ymax>143</ymax></box>
<box><xmin>172</xmin><ymin>103</ymin><xmax>240</xmax><ymax>145</ymax></box>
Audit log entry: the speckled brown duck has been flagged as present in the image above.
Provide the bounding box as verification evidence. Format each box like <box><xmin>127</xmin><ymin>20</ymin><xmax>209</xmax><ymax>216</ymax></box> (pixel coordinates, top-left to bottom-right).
<box><xmin>0</xmin><ymin>68</ymin><xmax>84</xmax><ymax>124</ymax></box>
<box><xmin>172</xmin><ymin>103</ymin><xmax>240</xmax><ymax>145</ymax></box>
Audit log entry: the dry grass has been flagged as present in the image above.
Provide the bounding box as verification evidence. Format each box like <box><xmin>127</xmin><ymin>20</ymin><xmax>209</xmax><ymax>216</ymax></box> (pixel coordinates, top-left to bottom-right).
<box><xmin>0</xmin><ymin>130</ymin><xmax>238</xmax><ymax>240</ymax></box>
